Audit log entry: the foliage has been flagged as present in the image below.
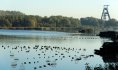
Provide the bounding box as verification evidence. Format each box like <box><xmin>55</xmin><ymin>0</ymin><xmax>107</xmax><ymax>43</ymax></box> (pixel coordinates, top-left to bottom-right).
<box><xmin>80</xmin><ymin>17</ymin><xmax>99</xmax><ymax>26</ymax></box>
<box><xmin>105</xmin><ymin>19</ymin><xmax>118</xmax><ymax>28</ymax></box>
<box><xmin>0</xmin><ymin>10</ymin><xmax>118</xmax><ymax>32</ymax></box>
<box><xmin>0</xmin><ymin>10</ymin><xmax>25</xmax><ymax>16</ymax></box>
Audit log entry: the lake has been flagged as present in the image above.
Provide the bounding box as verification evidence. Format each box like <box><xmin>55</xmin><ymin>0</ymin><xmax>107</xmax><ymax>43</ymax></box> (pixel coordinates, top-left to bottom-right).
<box><xmin>0</xmin><ymin>29</ymin><xmax>109</xmax><ymax>70</ymax></box>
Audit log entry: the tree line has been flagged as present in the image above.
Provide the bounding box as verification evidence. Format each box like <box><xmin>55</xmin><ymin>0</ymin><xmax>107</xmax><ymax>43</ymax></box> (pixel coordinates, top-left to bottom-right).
<box><xmin>0</xmin><ymin>10</ymin><xmax>118</xmax><ymax>33</ymax></box>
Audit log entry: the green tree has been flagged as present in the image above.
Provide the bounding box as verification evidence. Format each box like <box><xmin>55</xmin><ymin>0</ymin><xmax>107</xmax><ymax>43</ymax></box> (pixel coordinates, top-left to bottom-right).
<box><xmin>105</xmin><ymin>19</ymin><xmax>118</xmax><ymax>28</ymax></box>
<box><xmin>80</xmin><ymin>17</ymin><xmax>99</xmax><ymax>26</ymax></box>
<box><xmin>0</xmin><ymin>19</ymin><xmax>11</xmax><ymax>27</ymax></box>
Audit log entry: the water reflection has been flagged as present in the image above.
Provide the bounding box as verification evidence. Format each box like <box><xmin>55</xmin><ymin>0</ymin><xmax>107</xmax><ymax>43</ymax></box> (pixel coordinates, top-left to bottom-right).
<box><xmin>0</xmin><ymin>32</ymin><xmax>102</xmax><ymax>70</ymax></box>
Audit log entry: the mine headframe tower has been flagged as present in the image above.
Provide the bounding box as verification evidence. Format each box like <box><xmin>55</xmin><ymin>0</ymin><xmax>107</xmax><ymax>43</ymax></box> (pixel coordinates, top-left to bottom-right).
<box><xmin>101</xmin><ymin>5</ymin><xmax>111</xmax><ymax>30</ymax></box>
<box><xmin>101</xmin><ymin>5</ymin><xmax>111</xmax><ymax>21</ymax></box>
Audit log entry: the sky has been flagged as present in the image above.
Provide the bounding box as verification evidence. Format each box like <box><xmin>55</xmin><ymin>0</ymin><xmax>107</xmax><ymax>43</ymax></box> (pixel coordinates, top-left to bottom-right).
<box><xmin>0</xmin><ymin>0</ymin><xmax>118</xmax><ymax>19</ymax></box>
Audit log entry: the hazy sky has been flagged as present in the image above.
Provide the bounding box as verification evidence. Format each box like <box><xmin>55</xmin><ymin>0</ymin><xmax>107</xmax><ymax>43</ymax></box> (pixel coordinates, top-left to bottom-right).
<box><xmin>0</xmin><ymin>0</ymin><xmax>118</xmax><ymax>19</ymax></box>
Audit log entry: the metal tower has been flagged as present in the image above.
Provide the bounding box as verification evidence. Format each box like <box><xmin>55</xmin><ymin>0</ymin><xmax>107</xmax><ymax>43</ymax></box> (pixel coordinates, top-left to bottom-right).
<box><xmin>101</xmin><ymin>5</ymin><xmax>111</xmax><ymax>21</ymax></box>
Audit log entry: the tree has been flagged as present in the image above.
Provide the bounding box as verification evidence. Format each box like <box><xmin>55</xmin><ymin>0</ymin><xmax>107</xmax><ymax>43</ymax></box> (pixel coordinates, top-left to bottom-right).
<box><xmin>21</xmin><ymin>16</ymin><xmax>37</xmax><ymax>27</ymax></box>
<box><xmin>80</xmin><ymin>17</ymin><xmax>99</xmax><ymax>26</ymax></box>
<box><xmin>0</xmin><ymin>19</ymin><xmax>11</xmax><ymax>27</ymax></box>
<box><xmin>105</xmin><ymin>19</ymin><xmax>118</xmax><ymax>28</ymax></box>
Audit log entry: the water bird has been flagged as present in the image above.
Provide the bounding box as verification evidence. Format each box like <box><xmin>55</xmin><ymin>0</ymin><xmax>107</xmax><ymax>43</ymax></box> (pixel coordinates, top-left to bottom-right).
<box><xmin>11</xmin><ymin>63</ymin><xmax>17</xmax><ymax>66</ymax></box>
<box><xmin>39</xmin><ymin>66</ymin><xmax>42</xmax><ymax>68</ymax></box>
<box><xmin>24</xmin><ymin>62</ymin><xmax>26</xmax><ymax>64</ymax></box>
<box><xmin>55</xmin><ymin>53</ymin><xmax>58</xmax><ymax>55</ymax></box>
<box><xmin>11</xmin><ymin>63</ymin><xmax>17</xmax><ymax>68</ymax></box>
<box><xmin>37</xmin><ymin>61</ymin><xmax>39</xmax><ymax>63</ymax></box>
<box><xmin>72</xmin><ymin>57</ymin><xmax>74</xmax><ymax>59</ymax></box>
<box><xmin>63</xmin><ymin>56</ymin><xmax>65</xmax><ymax>58</ymax></box>
<box><xmin>10</xmin><ymin>54</ymin><xmax>14</xmax><ymax>57</ymax></box>
<box><xmin>47</xmin><ymin>63</ymin><xmax>51</xmax><ymax>66</ymax></box>
<box><xmin>34</xmin><ymin>67</ymin><xmax>37</xmax><ymax>70</ymax></box>
<box><xmin>26</xmin><ymin>50</ymin><xmax>30</xmax><ymax>53</ymax></box>
<box><xmin>75</xmin><ymin>57</ymin><xmax>81</xmax><ymax>61</ymax></box>
<box><xmin>89</xmin><ymin>55</ymin><xmax>94</xmax><ymax>57</ymax></box>
<box><xmin>4</xmin><ymin>47</ymin><xmax>6</xmax><ymax>49</ymax></box>
<box><xmin>46</xmin><ymin>60</ymin><xmax>51</xmax><ymax>62</ymax></box>
<box><xmin>28</xmin><ymin>46</ymin><xmax>30</xmax><ymax>49</ymax></box>
<box><xmin>38</xmin><ymin>54</ymin><xmax>40</xmax><ymax>56</ymax></box>
<box><xmin>55</xmin><ymin>59</ymin><xmax>58</xmax><ymax>61</ymax></box>
<box><xmin>29</xmin><ymin>62</ymin><xmax>31</xmax><ymax>64</ymax></box>
<box><xmin>14</xmin><ymin>58</ymin><xmax>19</xmax><ymax>61</ymax></box>
<box><xmin>2</xmin><ymin>45</ymin><xmax>4</xmax><ymax>47</ymax></box>
<box><xmin>61</xmin><ymin>53</ymin><xmax>64</xmax><ymax>55</ymax></box>
<box><xmin>83</xmin><ymin>49</ymin><xmax>86</xmax><ymax>51</ymax></box>
<box><xmin>50</xmin><ymin>62</ymin><xmax>57</xmax><ymax>67</ymax></box>
<box><xmin>43</xmin><ymin>65</ymin><xmax>46</xmax><ymax>67</ymax></box>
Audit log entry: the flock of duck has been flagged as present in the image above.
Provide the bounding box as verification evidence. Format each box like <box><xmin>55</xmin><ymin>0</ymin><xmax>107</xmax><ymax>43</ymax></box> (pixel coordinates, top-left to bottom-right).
<box><xmin>1</xmin><ymin>44</ymin><xmax>95</xmax><ymax>70</ymax></box>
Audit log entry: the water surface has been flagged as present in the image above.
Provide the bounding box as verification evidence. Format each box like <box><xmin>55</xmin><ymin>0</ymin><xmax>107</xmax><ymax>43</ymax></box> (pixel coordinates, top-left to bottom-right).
<box><xmin>0</xmin><ymin>29</ymin><xmax>106</xmax><ymax>70</ymax></box>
